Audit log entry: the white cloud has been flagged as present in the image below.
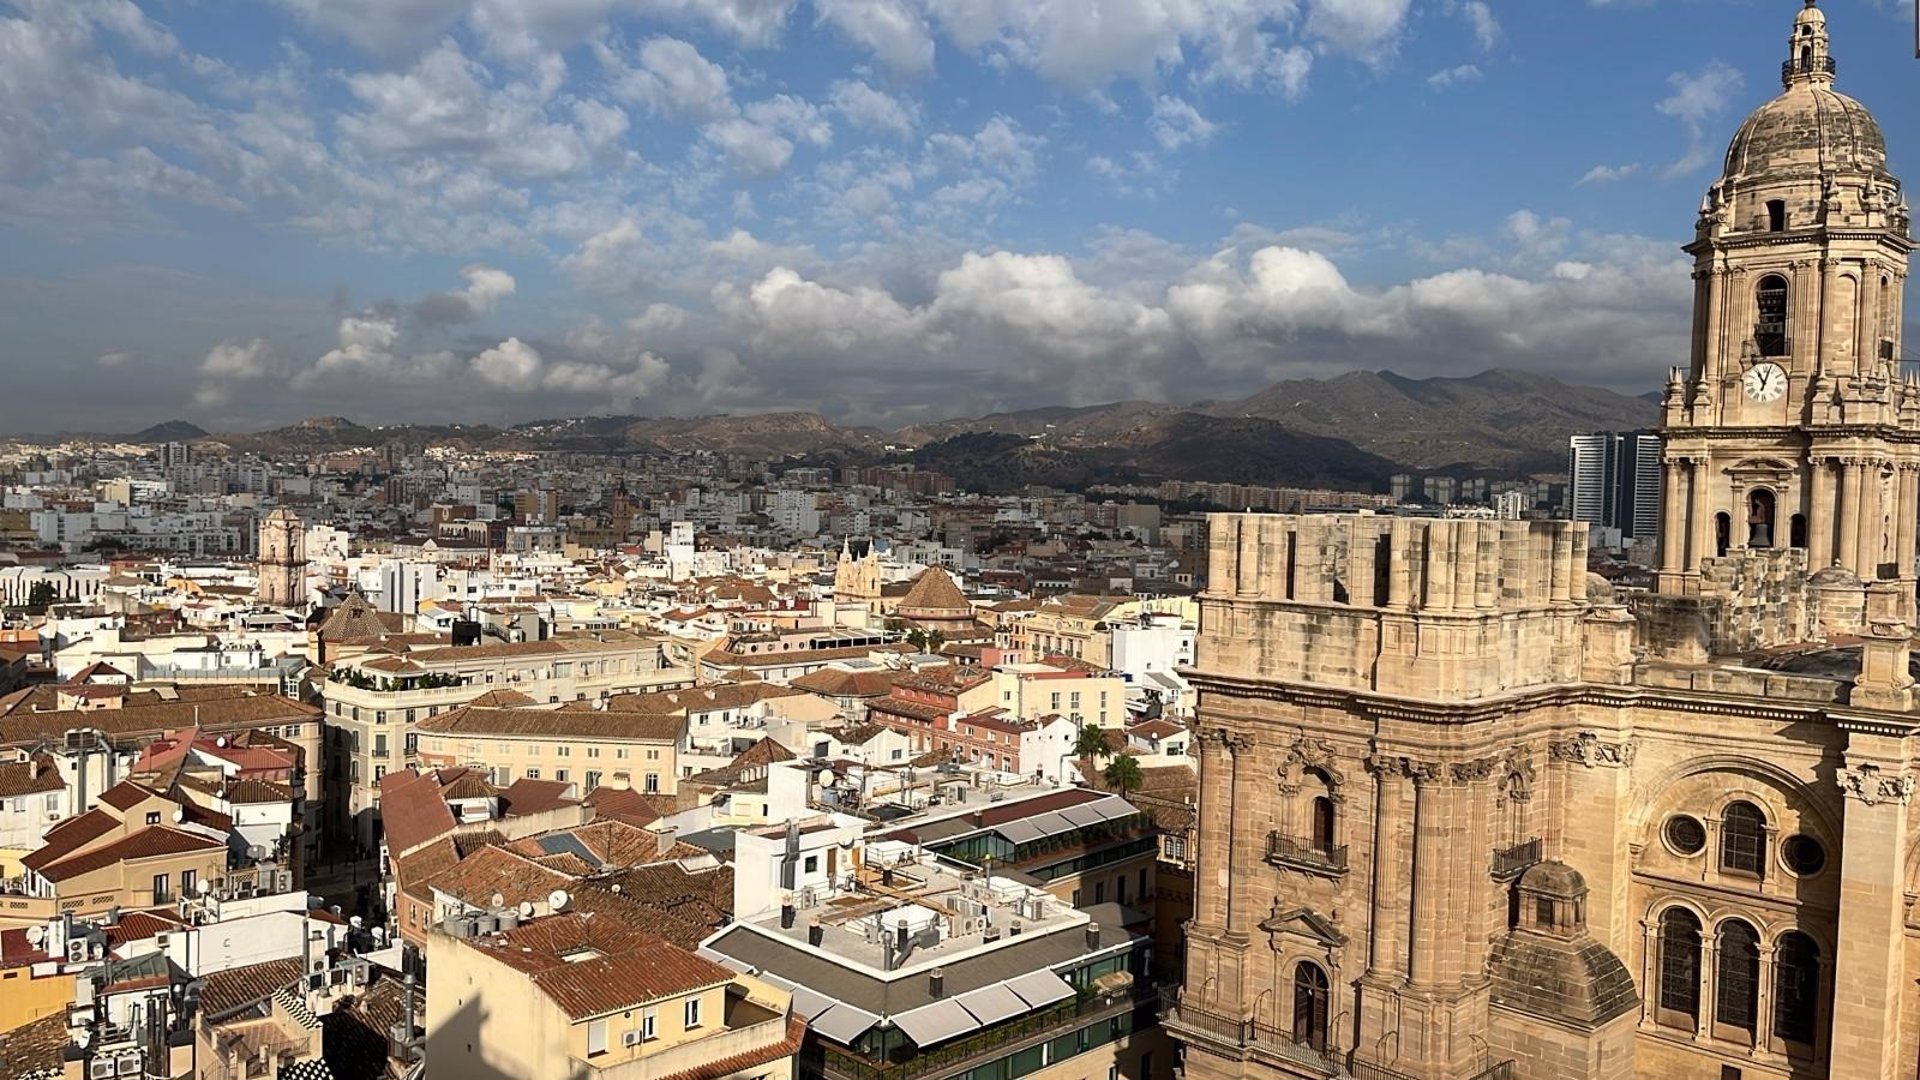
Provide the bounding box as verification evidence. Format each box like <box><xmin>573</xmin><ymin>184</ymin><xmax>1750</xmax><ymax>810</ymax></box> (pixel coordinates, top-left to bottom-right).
<box><xmin>96</xmin><ymin>350</ymin><xmax>135</xmax><ymax>368</ymax></box>
<box><xmin>605</xmin><ymin>35</ymin><xmax>734</xmax><ymax>123</ymax></box>
<box><xmin>470</xmin><ymin>335</ymin><xmax>671</xmax><ymax>402</ymax></box>
<box><xmin>1426</xmin><ymin>63</ymin><xmax>1482</xmax><ymax>89</ymax></box>
<box><xmin>1304</xmin><ymin>0</ymin><xmax>1413</xmax><ymax>63</ymax></box>
<box><xmin>1458</xmin><ymin>0</ymin><xmax>1499</xmax><ymax>51</ymax></box>
<box><xmin>275</xmin><ymin>0</ymin><xmax>472</xmax><ymax>60</ymax></box>
<box><xmin>1148</xmin><ymin>96</ymin><xmax>1219</xmax><ymax>150</ymax></box>
<box><xmin>195</xmin><ymin>339</ymin><xmax>285</xmax><ymax>406</ymax></box>
<box><xmin>1657</xmin><ymin>60</ymin><xmax>1743</xmax><ymax>178</ymax></box>
<box><xmin>409</xmin><ymin>264</ymin><xmax>517</xmax><ymax>325</ymax></box>
<box><xmin>815</xmin><ymin>0</ymin><xmax>936</xmax><ymax>75</ymax></box>
<box><xmin>828</xmin><ymin>80</ymin><xmax>919</xmax><ymax>138</ymax></box>
<box><xmin>1577</xmin><ymin>162</ymin><xmax>1642</xmax><ymax>185</ymax></box>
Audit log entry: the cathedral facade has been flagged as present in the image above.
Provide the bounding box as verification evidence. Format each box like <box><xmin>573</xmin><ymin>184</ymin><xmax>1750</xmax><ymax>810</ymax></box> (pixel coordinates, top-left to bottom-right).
<box><xmin>1167</xmin><ymin>6</ymin><xmax>1913</xmax><ymax>1080</ymax></box>
<box><xmin>256</xmin><ymin>506</ymin><xmax>308</xmax><ymax>610</ymax></box>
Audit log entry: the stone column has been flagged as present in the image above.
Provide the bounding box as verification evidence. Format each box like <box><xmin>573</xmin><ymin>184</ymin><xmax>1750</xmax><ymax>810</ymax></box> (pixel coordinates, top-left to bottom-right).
<box><xmin>1221</xmin><ymin>733</ymin><xmax>1250</xmax><ymax>932</ymax></box>
<box><xmin>1688</xmin><ymin>457</ymin><xmax>1716</xmax><ymax>572</ymax></box>
<box><xmin>1405</xmin><ymin>763</ymin><xmax>1444</xmax><ymax>987</ymax></box>
<box><xmin>1840</xmin><ymin>459</ymin><xmax>1865</xmax><ymax>577</ymax></box>
<box><xmin>1193</xmin><ymin>731</ymin><xmax>1232</xmax><ymax>930</ymax></box>
<box><xmin>1660</xmin><ymin>459</ymin><xmax>1687</xmax><ymax>575</ymax></box>
<box><xmin>1829</xmin><ymin>736</ymin><xmax>1913</xmax><ymax>1080</ymax></box>
<box><xmin>1896</xmin><ymin>463</ymin><xmax>1918</xmax><ymax>580</ymax></box>
<box><xmin>1810</xmin><ymin>456</ymin><xmax>1837</xmax><ymax>571</ymax></box>
<box><xmin>1854</xmin><ymin>461</ymin><xmax>1884</xmax><ymax>579</ymax></box>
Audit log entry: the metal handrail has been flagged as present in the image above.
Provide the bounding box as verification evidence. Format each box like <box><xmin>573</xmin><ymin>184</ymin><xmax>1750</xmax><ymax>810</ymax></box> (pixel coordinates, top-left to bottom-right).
<box><xmin>1266</xmin><ymin>832</ymin><xmax>1349</xmax><ymax>874</ymax></box>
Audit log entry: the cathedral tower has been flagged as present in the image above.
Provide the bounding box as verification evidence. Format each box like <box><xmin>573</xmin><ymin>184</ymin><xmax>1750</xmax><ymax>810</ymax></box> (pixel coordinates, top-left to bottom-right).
<box><xmin>257</xmin><ymin>507</ymin><xmax>308</xmax><ymax>609</ymax></box>
<box><xmin>1658</xmin><ymin>0</ymin><xmax>1912</xmax><ymax>593</ymax></box>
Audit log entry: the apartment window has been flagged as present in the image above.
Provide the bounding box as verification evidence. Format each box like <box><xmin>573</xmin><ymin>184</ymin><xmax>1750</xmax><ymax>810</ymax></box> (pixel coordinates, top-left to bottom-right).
<box><xmin>526</xmin><ymin>768</ymin><xmax>541</xmax><ymax>780</ymax></box>
<box><xmin>587</xmin><ymin>1019</ymin><xmax>608</xmax><ymax>1057</ymax></box>
<box><xmin>146</xmin><ymin>812</ymin><xmax>162</xmax><ymax>825</ymax></box>
<box><xmin>617</xmin><ymin>749</ymin><xmax>630</xmax><ymax>759</ymax></box>
<box><xmin>804</xmin><ymin>855</ymin><xmax>819</xmax><ymax>873</ymax></box>
<box><xmin>647</xmin><ymin>749</ymin><xmax>661</xmax><ymax>760</ymax></box>
<box><xmin>555</xmin><ymin>769</ymin><xmax>569</xmax><ymax>783</ymax></box>
<box><xmin>587</xmin><ymin>747</ymin><xmax>600</xmax><ymax>759</ymax></box>
<box><xmin>181</xmin><ymin>869</ymin><xmax>196</xmax><ymax>896</ymax></box>
<box><xmin>374</xmin><ymin>766</ymin><xmax>386</xmax><ymax>783</ymax></box>
<box><xmin>645</xmin><ymin>773</ymin><xmax>660</xmax><ymax>793</ymax></box>
<box><xmin>375</xmin><ymin>711</ymin><xmax>386</xmax><ymax>725</ymax></box>
<box><xmin>642</xmin><ymin>1011</ymin><xmax>657</xmax><ymax>1041</ymax></box>
<box><xmin>1094</xmin><ymin>881</ymin><xmax>1105</xmax><ymax>904</ymax></box>
<box><xmin>373</xmin><ymin>734</ymin><xmax>388</xmax><ymax>757</ymax></box>
<box><xmin>556</xmin><ymin>746</ymin><xmax>570</xmax><ymax>758</ymax></box>
<box><xmin>152</xmin><ymin>874</ymin><xmax>171</xmax><ymax>904</ymax></box>
<box><xmin>684</xmin><ymin>998</ymin><xmax>702</xmax><ymax>1029</ymax></box>
<box><xmin>586</xmin><ymin>771</ymin><xmax>602</xmax><ymax>790</ymax></box>
<box><xmin>1117</xmin><ymin>875</ymin><xmax>1128</xmax><ymax>906</ymax></box>
<box><xmin>1072</xmin><ymin>888</ymin><xmax>1083</xmax><ymax>906</ymax></box>
<box><xmin>1050</xmin><ymin>693</ymin><xmax>1061</xmax><ymax>711</ymax></box>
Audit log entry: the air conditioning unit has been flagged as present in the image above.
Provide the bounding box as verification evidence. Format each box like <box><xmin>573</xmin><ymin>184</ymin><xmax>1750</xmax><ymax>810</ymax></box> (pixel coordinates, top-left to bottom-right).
<box><xmin>154</xmin><ymin>934</ymin><xmax>169</xmax><ymax>949</ymax></box>
<box><xmin>46</xmin><ymin>812</ymin><xmax>61</xmax><ymax>822</ymax></box>
<box><xmin>115</xmin><ymin>1055</ymin><xmax>141</xmax><ymax>1077</ymax></box>
<box><xmin>67</xmin><ymin>939</ymin><xmax>88</xmax><ymax>963</ymax></box>
<box><xmin>88</xmin><ymin>1060</ymin><xmax>115</xmax><ymax>1080</ymax></box>
<box><xmin>622</xmin><ymin>1031</ymin><xmax>643</xmax><ymax>1049</ymax></box>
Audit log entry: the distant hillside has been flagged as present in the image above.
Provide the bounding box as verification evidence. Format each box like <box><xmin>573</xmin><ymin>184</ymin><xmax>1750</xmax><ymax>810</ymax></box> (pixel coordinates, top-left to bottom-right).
<box><xmin>128</xmin><ymin>420</ymin><xmax>208</xmax><ymax>443</ymax></box>
<box><xmin>70</xmin><ymin>368</ymin><xmax>1656</xmax><ymax>490</ymax></box>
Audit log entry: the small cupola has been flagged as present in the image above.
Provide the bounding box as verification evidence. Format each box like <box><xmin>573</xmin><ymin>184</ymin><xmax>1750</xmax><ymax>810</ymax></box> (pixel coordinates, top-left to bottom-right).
<box><xmin>1514</xmin><ymin>860</ymin><xmax>1588</xmax><ymax>940</ymax></box>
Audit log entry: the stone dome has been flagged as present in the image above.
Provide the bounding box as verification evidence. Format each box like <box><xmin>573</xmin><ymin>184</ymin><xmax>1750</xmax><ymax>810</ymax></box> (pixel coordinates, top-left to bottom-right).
<box><xmin>1723</xmin><ymin>85</ymin><xmax>1889</xmax><ymax>182</ymax></box>
<box><xmin>1517</xmin><ymin>860</ymin><xmax>1588</xmax><ymax>899</ymax></box>
<box><xmin>1721</xmin><ymin>1</ymin><xmax>1890</xmax><ymax>183</ymax></box>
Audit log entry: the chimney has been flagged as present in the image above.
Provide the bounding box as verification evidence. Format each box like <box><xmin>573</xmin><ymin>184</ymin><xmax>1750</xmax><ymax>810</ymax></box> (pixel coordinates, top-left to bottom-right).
<box><xmin>655</xmin><ymin>826</ymin><xmax>677</xmax><ymax>857</ymax></box>
<box><xmin>929</xmin><ymin>969</ymin><xmax>945</xmax><ymax>998</ymax></box>
<box><xmin>808</xmin><ymin>919</ymin><xmax>824</xmax><ymax>947</ymax></box>
<box><xmin>1009</xmin><ymin>920</ymin><xmax>1021</xmax><ymax>937</ymax></box>
<box><xmin>895</xmin><ymin>922</ymin><xmax>910</xmax><ymax>961</ymax></box>
<box><xmin>1085</xmin><ymin>924</ymin><xmax>1101</xmax><ymax>951</ymax></box>
<box><xmin>781</xmin><ymin>900</ymin><xmax>796</xmax><ymax>930</ymax></box>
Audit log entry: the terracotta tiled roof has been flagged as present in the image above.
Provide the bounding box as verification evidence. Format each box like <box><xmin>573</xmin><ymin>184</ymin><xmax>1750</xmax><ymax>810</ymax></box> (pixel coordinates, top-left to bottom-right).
<box><xmin>463</xmin><ymin>912</ymin><xmax>733</xmax><ymax>1020</ymax></box>
<box><xmin>438</xmin><ymin>772</ymin><xmax>498</xmax><ymax>802</ymax></box>
<box><xmin>220</xmin><ymin>777</ymin><xmax>294</xmax><ymax>804</ymax></box>
<box><xmin>0</xmin><ymin>1011</ymin><xmax>68</xmax><ymax>1080</ymax></box>
<box><xmin>788</xmin><ymin>668</ymin><xmax>903</xmax><ymax>698</ymax></box>
<box><xmin>500</xmin><ymin>778</ymin><xmax>575</xmax><ymax>817</ymax></box>
<box><xmin>0</xmin><ymin>755</ymin><xmax>63</xmax><ymax>798</ymax></box>
<box><xmin>377</xmin><ymin>769</ymin><xmax>458</xmax><ymax>860</ymax></box>
<box><xmin>702</xmin><ymin>643</ymin><xmax>911</xmax><ymax>668</ymax></box>
<box><xmin>466</xmin><ymin>688</ymin><xmax>536</xmax><ymax>707</ymax></box>
<box><xmin>199</xmin><ymin>956</ymin><xmax>307</xmax><ymax>1019</ymax></box>
<box><xmin>417</xmin><ymin>705</ymin><xmax>682</xmax><ymax>742</ymax></box>
<box><xmin>0</xmin><ymin>691</ymin><xmax>318</xmax><ymax>749</ymax></box>
<box><xmin>728</xmin><ymin>737</ymin><xmax>794</xmax><ymax>769</ymax></box>
<box><xmin>97</xmin><ymin>781</ymin><xmax>157</xmax><ymax>812</ymax></box>
<box><xmin>38</xmin><ymin>826</ymin><xmax>223</xmax><ymax>882</ymax></box>
<box><xmin>576</xmin><ymin>683</ymin><xmax>806</xmax><ymax>716</ymax></box>
<box><xmin>426</xmin><ymin>845</ymin><xmax>573</xmax><ymax>909</ymax></box>
<box><xmin>102</xmin><ymin>910</ymin><xmax>185</xmax><ymax>949</ymax></box>
<box><xmin>897</xmin><ymin>568</ymin><xmax>971</xmax><ymax>615</ymax></box>
<box><xmin>582</xmin><ymin>787</ymin><xmax>678</xmax><ymax>826</ymax></box>
<box><xmin>318</xmin><ymin>592</ymin><xmax>396</xmax><ymax>645</ymax></box>
<box><xmin>21</xmin><ymin>809</ymin><xmax>119</xmax><ymax>872</ymax></box>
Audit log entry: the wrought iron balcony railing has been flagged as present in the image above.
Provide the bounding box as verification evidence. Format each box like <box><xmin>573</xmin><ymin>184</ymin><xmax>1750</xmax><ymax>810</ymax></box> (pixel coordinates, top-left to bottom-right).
<box><xmin>1265</xmin><ymin>832</ymin><xmax>1349</xmax><ymax>877</ymax></box>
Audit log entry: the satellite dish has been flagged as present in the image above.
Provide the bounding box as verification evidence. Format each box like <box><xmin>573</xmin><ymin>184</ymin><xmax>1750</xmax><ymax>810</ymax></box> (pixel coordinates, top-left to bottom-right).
<box><xmin>609</xmin><ymin>884</ymin><xmax>622</xmax><ymax>894</ymax></box>
<box><xmin>24</xmin><ymin>926</ymin><xmax>43</xmax><ymax>947</ymax></box>
<box><xmin>75</xmin><ymin>1028</ymin><xmax>92</xmax><ymax>1049</ymax></box>
<box><xmin>490</xmin><ymin>892</ymin><xmax>506</xmax><ymax>910</ymax></box>
<box><xmin>350</xmin><ymin>915</ymin><xmax>364</xmax><ymax>929</ymax></box>
<box><xmin>548</xmin><ymin>889</ymin><xmax>570</xmax><ymax>912</ymax></box>
<box><xmin>817</xmin><ymin>769</ymin><xmax>837</xmax><ymax>788</ymax></box>
<box><xmin>171</xmin><ymin>807</ymin><xmax>185</xmax><ymax>823</ymax></box>
<box><xmin>215</xmin><ymin>736</ymin><xmax>228</xmax><ymax>748</ymax></box>
<box><xmin>196</xmin><ymin>878</ymin><xmax>212</xmax><ymax>896</ymax></box>
<box><xmin>518</xmin><ymin>901</ymin><xmax>534</xmax><ymax>918</ymax></box>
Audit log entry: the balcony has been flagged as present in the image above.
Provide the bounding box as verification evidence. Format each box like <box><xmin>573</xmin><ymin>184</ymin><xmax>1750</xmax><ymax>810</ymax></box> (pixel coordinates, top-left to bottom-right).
<box><xmin>1489</xmin><ymin>839</ymin><xmax>1541</xmax><ymax>882</ymax></box>
<box><xmin>1266</xmin><ymin>833</ymin><xmax>1349</xmax><ymax>878</ymax></box>
<box><xmin>1782</xmin><ymin>56</ymin><xmax>1836</xmax><ymax>81</ymax></box>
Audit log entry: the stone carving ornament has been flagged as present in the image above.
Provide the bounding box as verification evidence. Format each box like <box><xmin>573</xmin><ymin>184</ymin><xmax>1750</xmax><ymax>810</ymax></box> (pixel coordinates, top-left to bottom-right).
<box><xmin>1837</xmin><ymin>762</ymin><xmax>1916</xmax><ymax>806</ymax></box>
<box><xmin>1277</xmin><ymin>732</ymin><xmax>1345</xmax><ymax>795</ymax></box>
<box><xmin>1548</xmin><ymin>731</ymin><xmax>1638</xmax><ymax>769</ymax></box>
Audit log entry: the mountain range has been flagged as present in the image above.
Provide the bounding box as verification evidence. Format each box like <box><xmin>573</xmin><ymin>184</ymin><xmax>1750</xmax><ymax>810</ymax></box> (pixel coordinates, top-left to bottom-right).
<box><xmin>46</xmin><ymin>369</ymin><xmax>1659</xmax><ymax>494</ymax></box>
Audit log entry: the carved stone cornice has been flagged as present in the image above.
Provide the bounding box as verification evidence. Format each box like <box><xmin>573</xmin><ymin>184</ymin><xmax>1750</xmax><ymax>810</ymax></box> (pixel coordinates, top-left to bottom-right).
<box><xmin>1837</xmin><ymin>762</ymin><xmax>1916</xmax><ymax>806</ymax></box>
<box><xmin>1364</xmin><ymin>752</ymin><xmax>1440</xmax><ymax>784</ymax></box>
<box><xmin>1548</xmin><ymin>731</ymin><xmax>1638</xmax><ymax>769</ymax></box>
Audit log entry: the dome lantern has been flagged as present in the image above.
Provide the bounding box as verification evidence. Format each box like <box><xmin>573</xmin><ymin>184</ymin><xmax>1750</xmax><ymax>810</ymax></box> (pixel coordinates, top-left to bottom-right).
<box><xmin>1783</xmin><ymin>0</ymin><xmax>1834</xmax><ymax>89</ymax></box>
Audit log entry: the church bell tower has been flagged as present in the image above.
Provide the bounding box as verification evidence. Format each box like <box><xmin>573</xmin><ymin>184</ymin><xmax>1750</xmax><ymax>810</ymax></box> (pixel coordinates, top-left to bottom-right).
<box><xmin>1657</xmin><ymin>0</ymin><xmax>1913</xmax><ymax>593</ymax></box>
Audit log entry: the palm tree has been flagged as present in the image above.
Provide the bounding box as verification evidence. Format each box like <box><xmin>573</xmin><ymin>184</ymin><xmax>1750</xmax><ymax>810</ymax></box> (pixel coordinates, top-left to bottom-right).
<box><xmin>904</xmin><ymin>627</ymin><xmax>947</xmax><ymax>653</ymax></box>
<box><xmin>1073</xmin><ymin>724</ymin><xmax>1111</xmax><ymax>760</ymax></box>
<box><xmin>1103</xmin><ymin>754</ymin><xmax>1144</xmax><ymax>799</ymax></box>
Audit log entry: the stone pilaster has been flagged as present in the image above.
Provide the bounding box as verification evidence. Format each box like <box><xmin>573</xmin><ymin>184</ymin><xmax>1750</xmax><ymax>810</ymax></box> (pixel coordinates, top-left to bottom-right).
<box><xmin>1829</xmin><ymin>731</ymin><xmax>1914</xmax><ymax>1080</ymax></box>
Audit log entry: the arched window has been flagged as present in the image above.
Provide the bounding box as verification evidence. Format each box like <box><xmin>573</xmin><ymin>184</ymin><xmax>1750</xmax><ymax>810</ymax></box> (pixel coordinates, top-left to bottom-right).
<box><xmin>1773</xmin><ymin>932</ymin><xmax>1820</xmax><ymax>1046</ymax></box>
<box><xmin>1291</xmin><ymin>961</ymin><xmax>1330</xmax><ymax>1051</ymax></box>
<box><xmin>1721</xmin><ymin>801</ymin><xmax>1768</xmax><ymax>876</ymax></box>
<box><xmin>1715</xmin><ymin>920</ymin><xmax>1761</xmax><ymax>1032</ymax></box>
<box><xmin>1714</xmin><ymin>512</ymin><xmax>1731</xmax><ymax>558</ymax></box>
<box><xmin>1790</xmin><ymin>514</ymin><xmax>1807</xmax><ymax>549</ymax></box>
<box><xmin>1658</xmin><ymin>908</ymin><xmax>1703</xmax><ymax>1025</ymax></box>
<box><xmin>1311</xmin><ymin>796</ymin><xmax>1336</xmax><ymax>854</ymax></box>
<box><xmin>1756</xmin><ymin>274</ymin><xmax>1789</xmax><ymax>356</ymax></box>
<box><xmin>1748</xmin><ymin>489</ymin><xmax>1776</xmax><ymax>549</ymax></box>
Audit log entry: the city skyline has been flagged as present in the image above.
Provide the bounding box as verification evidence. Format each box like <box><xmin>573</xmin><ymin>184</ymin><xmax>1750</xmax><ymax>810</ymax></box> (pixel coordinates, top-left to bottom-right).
<box><xmin>3</xmin><ymin>0</ymin><xmax>1916</xmax><ymax>433</ymax></box>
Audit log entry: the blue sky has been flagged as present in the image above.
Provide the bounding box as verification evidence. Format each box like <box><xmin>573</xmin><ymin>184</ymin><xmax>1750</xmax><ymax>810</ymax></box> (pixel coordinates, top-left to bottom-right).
<box><xmin>0</xmin><ymin>0</ymin><xmax>1913</xmax><ymax>432</ymax></box>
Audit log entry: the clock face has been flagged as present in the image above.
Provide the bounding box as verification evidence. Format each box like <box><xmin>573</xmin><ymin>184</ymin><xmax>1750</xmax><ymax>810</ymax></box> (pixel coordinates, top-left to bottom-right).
<box><xmin>1743</xmin><ymin>362</ymin><xmax>1786</xmax><ymax>403</ymax></box>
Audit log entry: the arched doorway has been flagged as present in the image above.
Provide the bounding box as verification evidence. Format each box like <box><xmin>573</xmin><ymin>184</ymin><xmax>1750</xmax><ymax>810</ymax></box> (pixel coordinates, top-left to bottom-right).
<box><xmin>1789</xmin><ymin>513</ymin><xmax>1807</xmax><ymax>549</ymax></box>
<box><xmin>1715</xmin><ymin>513</ymin><xmax>1731</xmax><ymax>557</ymax></box>
<box><xmin>1292</xmin><ymin>961</ymin><xmax>1330</xmax><ymax>1051</ymax></box>
<box><xmin>1748</xmin><ymin>489</ymin><xmax>1776</xmax><ymax>549</ymax></box>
